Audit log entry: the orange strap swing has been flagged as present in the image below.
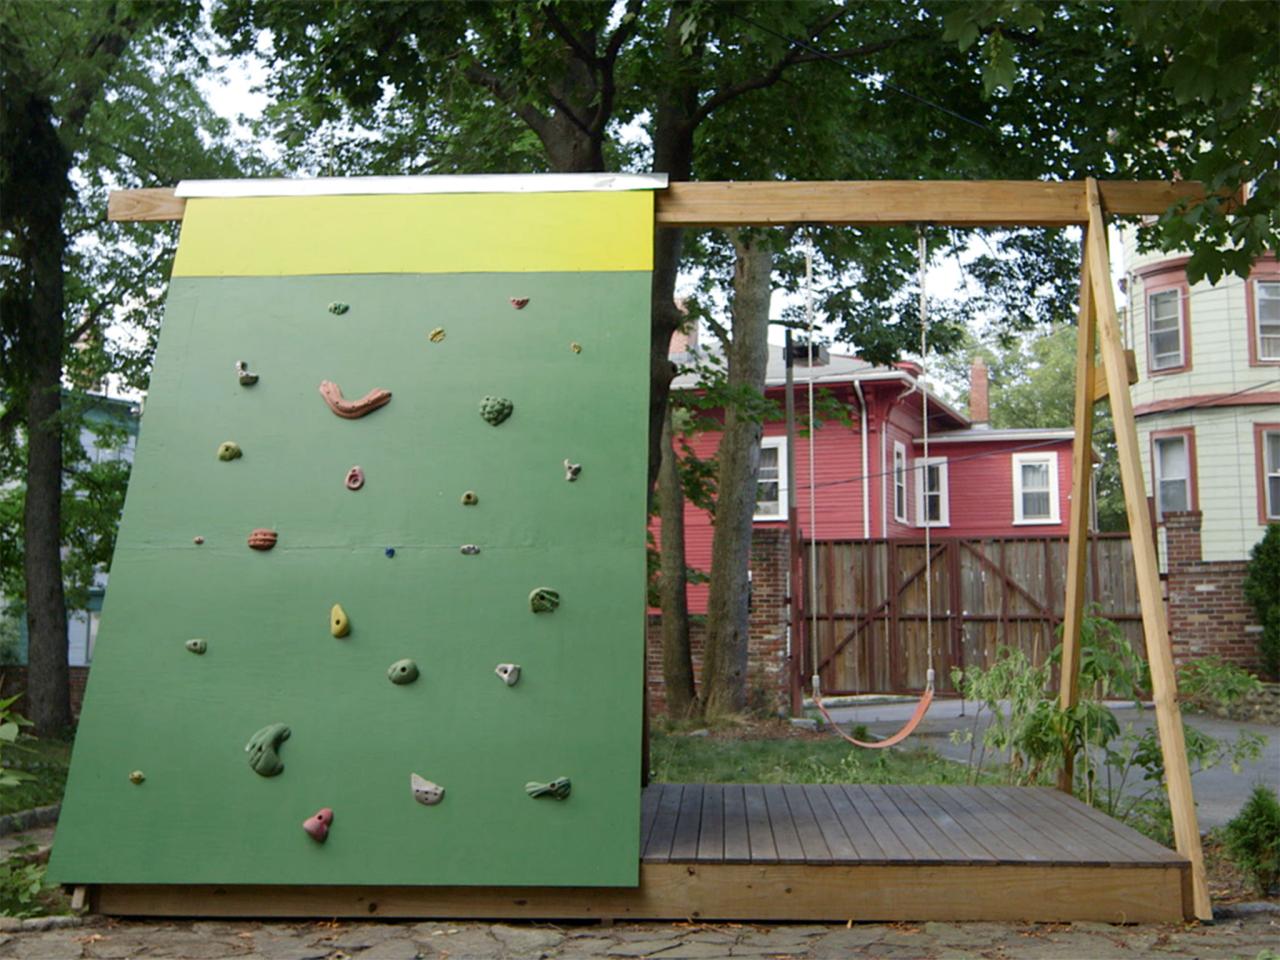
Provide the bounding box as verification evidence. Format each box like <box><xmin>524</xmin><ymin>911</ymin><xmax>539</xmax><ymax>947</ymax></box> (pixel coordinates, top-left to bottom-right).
<box><xmin>806</xmin><ymin>228</ymin><xmax>936</xmax><ymax>749</ymax></box>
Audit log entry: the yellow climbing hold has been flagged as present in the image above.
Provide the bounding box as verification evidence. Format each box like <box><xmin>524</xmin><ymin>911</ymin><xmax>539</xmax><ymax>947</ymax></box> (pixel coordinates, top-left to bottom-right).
<box><xmin>330</xmin><ymin>604</ymin><xmax>350</xmax><ymax>638</ymax></box>
<box><xmin>429</xmin><ymin>327</ymin><xmax>446</xmax><ymax>343</ymax></box>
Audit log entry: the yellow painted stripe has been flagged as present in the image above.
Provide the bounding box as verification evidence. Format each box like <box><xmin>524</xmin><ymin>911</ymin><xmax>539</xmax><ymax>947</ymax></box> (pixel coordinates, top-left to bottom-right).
<box><xmin>172</xmin><ymin>192</ymin><xmax>654</xmax><ymax>276</ymax></box>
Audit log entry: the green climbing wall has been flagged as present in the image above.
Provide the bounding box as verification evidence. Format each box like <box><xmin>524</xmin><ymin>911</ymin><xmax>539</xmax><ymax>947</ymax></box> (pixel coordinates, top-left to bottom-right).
<box><xmin>48</xmin><ymin>186</ymin><xmax>654</xmax><ymax>887</ymax></box>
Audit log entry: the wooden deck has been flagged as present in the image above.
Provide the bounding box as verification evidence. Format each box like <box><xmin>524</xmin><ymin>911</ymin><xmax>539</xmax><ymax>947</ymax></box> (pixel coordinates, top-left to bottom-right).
<box><xmin>91</xmin><ymin>784</ymin><xmax>1192</xmax><ymax>922</ymax></box>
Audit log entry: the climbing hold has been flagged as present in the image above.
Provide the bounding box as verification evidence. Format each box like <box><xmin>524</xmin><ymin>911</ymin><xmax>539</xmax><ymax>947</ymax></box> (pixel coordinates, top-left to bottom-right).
<box><xmin>185</xmin><ymin>638</ymin><xmax>207</xmax><ymax>655</ymax></box>
<box><xmin>192</xmin><ymin>536</ymin><xmax>205</xmax><ymax>545</ymax></box>
<box><xmin>330</xmin><ymin>604</ymin><xmax>350</xmax><ymax>638</ymax></box>
<box><xmin>129</xmin><ymin>770</ymin><xmax>146</xmax><ymax>785</ymax></box>
<box><xmin>495</xmin><ymin>663</ymin><xmax>521</xmax><ymax>687</ymax></box>
<box><xmin>248</xmin><ymin>528</ymin><xmax>278</xmax><ymax>551</ymax></box>
<box><xmin>217</xmin><ymin>441</ymin><xmax>242</xmax><ymax>461</ymax></box>
<box><xmin>328</xmin><ymin>301</ymin><xmax>349</xmax><ymax>315</ymax></box>
<box><xmin>461</xmin><ymin>490</ymin><xmax>478</xmax><ymax>506</ymax></box>
<box><xmin>460</xmin><ymin>544</ymin><xmax>481</xmax><ymax>556</ymax></box>
<box><xmin>245</xmin><ymin>723</ymin><xmax>291</xmax><ymax>777</ymax></box>
<box><xmin>509</xmin><ymin>297</ymin><xmax>529</xmax><ymax>310</ymax></box>
<box><xmin>479</xmin><ymin>396</ymin><xmax>513</xmax><ymax>426</ymax></box>
<box><xmin>428</xmin><ymin>327</ymin><xmax>446</xmax><ymax>343</ymax></box>
<box><xmin>319</xmin><ymin>380</ymin><xmax>392</xmax><ymax>419</ymax></box>
<box><xmin>235</xmin><ymin>360</ymin><xmax>258</xmax><ymax>386</ymax></box>
<box><xmin>529</xmin><ymin>588</ymin><xmax>560</xmax><ymax>614</ymax></box>
<box><xmin>525</xmin><ymin>778</ymin><xmax>571</xmax><ymax>800</ymax></box>
<box><xmin>344</xmin><ymin>466</ymin><xmax>365</xmax><ymax>491</ymax></box>
<box><xmin>570</xmin><ymin>342</ymin><xmax>582</xmax><ymax>354</ymax></box>
<box><xmin>384</xmin><ymin>547</ymin><xmax>396</xmax><ymax>559</ymax></box>
<box><xmin>303</xmin><ymin>807</ymin><xmax>333</xmax><ymax>843</ymax></box>
<box><xmin>387</xmin><ymin>659</ymin><xmax>419</xmax><ymax>685</ymax></box>
<box><xmin>410</xmin><ymin>774</ymin><xmax>445</xmax><ymax>806</ymax></box>
<box><xmin>563</xmin><ymin>460</ymin><xmax>582</xmax><ymax>482</ymax></box>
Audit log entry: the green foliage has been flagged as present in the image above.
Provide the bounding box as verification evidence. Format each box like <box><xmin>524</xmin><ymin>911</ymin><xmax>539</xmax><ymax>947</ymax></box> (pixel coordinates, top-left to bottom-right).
<box><xmin>949</xmin><ymin>645</ymin><xmax>1052</xmax><ymax>783</ymax></box>
<box><xmin>1222</xmin><ymin>784</ymin><xmax>1280</xmax><ymax>897</ymax></box>
<box><xmin>0</xmin><ymin>846</ymin><xmax>47</xmax><ymax>919</ymax></box>
<box><xmin>0</xmin><ymin>694</ymin><xmax>33</xmax><ymax>792</ymax></box>
<box><xmin>1177</xmin><ymin>657</ymin><xmax>1263</xmax><ymax>713</ymax></box>
<box><xmin>1244</xmin><ymin>525</ymin><xmax>1280</xmax><ymax>679</ymax></box>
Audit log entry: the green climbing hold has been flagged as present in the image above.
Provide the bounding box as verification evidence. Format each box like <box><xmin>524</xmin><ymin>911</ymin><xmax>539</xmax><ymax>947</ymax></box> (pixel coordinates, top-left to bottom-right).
<box><xmin>387</xmin><ymin>659</ymin><xmax>419</xmax><ymax>685</ymax></box>
<box><xmin>185</xmin><ymin>638</ymin><xmax>207</xmax><ymax>655</ymax></box>
<box><xmin>529</xmin><ymin>588</ymin><xmax>560</xmax><ymax>614</ymax></box>
<box><xmin>479</xmin><ymin>396</ymin><xmax>513</xmax><ymax>426</ymax></box>
<box><xmin>328</xmin><ymin>301</ymin><xmax>350</xmax><ymax>315</ymax></box>
<box><xmin>245</xmin><ymin>722</ymin><xmax>291</xmax><ymax>777</ymax></box>
<box><xmin>525</xmin><ymin>777</ymin><xmax>571</xmax><ymax>800</ymax></box>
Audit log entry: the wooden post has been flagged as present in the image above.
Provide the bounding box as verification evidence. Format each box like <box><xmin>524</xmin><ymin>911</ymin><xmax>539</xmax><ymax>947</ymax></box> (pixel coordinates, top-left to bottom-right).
<box><xmin>1057</xmin><ymin>232</ymin><xmax>1098</xmax><ymax>792</ymax></box>
<box><xmin>1084</xmin><ymin>178</ymin><xmax>1211</xmax><ymax>920</ymax></box>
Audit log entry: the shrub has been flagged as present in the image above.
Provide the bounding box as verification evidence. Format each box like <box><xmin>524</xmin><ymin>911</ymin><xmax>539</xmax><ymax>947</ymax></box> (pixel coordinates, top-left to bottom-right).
<box><xmin>1244</xmin><ymin>524</ymin><xmax>1280</xmax><ymax>679</ymax></box>
<box><xmin>1223</xmin><ymin>784</ymin><xmax>1280</xmax><ymax>897</ymax></box>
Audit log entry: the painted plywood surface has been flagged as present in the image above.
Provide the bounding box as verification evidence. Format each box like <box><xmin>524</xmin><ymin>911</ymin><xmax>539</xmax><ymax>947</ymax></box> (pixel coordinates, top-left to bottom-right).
<box><xmin>49</xmin><ymin>192</ymin><xmax>652</xmax><ymax>887</ymax></box>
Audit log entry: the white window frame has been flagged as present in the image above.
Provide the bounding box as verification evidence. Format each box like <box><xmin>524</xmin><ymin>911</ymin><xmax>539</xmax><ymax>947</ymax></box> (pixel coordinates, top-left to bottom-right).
<box><xmin>1257</xmin><ymin>280</ymin><xmax>1280</xmax><ymax>362</ymax></box>
<box><xmin>1153</xmin><ymin>434</ymin><xmax>1192</xmax><ymax>520</ymax></box>
<box><xmin>893</xmin><ymin>441</ymin><xmax>908</xmax><ymax>523</ymax></box>
<box><xmin>914</xmin><ymin>457</ymin><xmax>949</xmax><ymax>528</ymax></box>
<box><xmin>753</xmin><ymin>436</ymin><xmax>788</xmax><ymax>521</ymax></box>
<box><xmin>1262</xmin><ymin>429</ymin><xmax>1280</xmax><ymax>521</ymax></box>
<box><xmin>1012</xmin><ymin>452</ymin><xmax>1060</xmax><ymax>525</ymax></box>
<box><xmin>1147</xmin><ymin>288</ymin><xmax>1185</xmax><ymax>371</ymax></box>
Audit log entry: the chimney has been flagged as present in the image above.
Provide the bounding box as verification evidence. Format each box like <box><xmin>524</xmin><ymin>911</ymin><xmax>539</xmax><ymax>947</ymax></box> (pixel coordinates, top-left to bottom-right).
<box><xmin>969</xmin><ymin>357</ymin><xmax>990</xmax><ymax>427</ymax></box>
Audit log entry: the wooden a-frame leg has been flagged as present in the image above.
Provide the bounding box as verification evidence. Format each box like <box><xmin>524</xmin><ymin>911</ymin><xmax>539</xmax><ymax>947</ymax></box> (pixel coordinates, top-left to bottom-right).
<box><xmin>1058</xmin><ymin>233</ymin><xmax>1098</xmax><ymax>793</ymax></box>
<box><xmin>1084</xmin><ymin>178</ymin><xmax>1211</xmax><ymax>920</ymax></box>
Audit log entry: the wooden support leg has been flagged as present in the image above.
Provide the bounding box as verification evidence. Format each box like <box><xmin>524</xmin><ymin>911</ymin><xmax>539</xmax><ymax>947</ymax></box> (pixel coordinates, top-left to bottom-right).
<box><xmin>1084</xmin><ymin>178</ymin><xmax>1211</xmax><ymax>920</ymax></box>
<box><xmin>1058</xmin><ymin>233</ymin><xmax>1098</xmax><ymax>792</ymax></box>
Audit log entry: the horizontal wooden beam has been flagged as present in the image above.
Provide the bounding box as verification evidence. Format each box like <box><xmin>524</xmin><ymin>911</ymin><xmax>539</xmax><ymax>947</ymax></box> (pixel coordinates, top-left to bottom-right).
<box><xmin>109</xmin><ymin>180</ymin><xmax>1214</xmax><ymax>228</ymax></box>
<box><xmin>1091</xmin><ymin>348</ymin><xmax>1139</xmax><ymax>402</ymax></box>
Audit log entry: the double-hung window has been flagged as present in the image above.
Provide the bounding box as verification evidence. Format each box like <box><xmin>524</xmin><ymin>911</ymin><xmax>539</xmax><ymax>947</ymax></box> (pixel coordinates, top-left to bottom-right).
<box><xmin>1012</xmin><ymin>453</ymin><xmax>1060</xmax><ymax>524</ymax></box>
<box><xmin>915</xmin><ymin>457</ymin><xmax>948</xmax><ymax>527</ymax></box>
<box><xmin>1260</xmin><ymin>427</ymin><xmax>1280</xmax><ymax>522</ymax></box>
<box><xmin>1257</xmin><ymin>281</ymin><xmax>1280</xmax><ymax>362</ymax></box>
<box><xmin>1148</xmin><ymin>288</ymin><xmax>1185</xmax><ymax>371</ymax></box>
<box><xmin>1152</xmin><ymin>432</ymin><xmax>1194</xmax><ymax>519</ymax></box>
<box><xmin>754</xmin><ymin>437</ymin><xmax>788</xmax><ymax>521</ymax></box>
<box><xmin>893</xmin><ymin>442</ymin><xmax>908</xmax><ymax>523</ymax></box>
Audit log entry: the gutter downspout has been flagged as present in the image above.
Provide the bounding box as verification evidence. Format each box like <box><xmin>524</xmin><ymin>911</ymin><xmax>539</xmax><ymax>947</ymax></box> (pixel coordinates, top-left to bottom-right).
<box><xmin>852</xmin><ymin>379</ymin><xmax>870</xmax><ymax>538</ymax></box>
<box><xmin>880</xmin><ymin>374</ymin><xmax>916</xmax><ymax>535</ymax></box>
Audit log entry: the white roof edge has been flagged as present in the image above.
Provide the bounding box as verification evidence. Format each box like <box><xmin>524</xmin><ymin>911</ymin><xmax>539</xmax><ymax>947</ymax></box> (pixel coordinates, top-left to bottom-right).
<box><xmin>917</xmin><ymin>429</ymin><xmax>1075</xmax><ymax>444</ymax></box>
<box><xmin>175</xmin><ymin>173</ymin><xmax>670</xmax><ymax>199</ymax></box>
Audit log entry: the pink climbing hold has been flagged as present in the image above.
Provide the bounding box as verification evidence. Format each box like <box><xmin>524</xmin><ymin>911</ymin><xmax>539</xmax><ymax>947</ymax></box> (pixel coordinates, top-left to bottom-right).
<box><xmin>303</xmin><ymin>807</ymin><xmax>334</xmax><ymax>843</ymax></box>
<box><xmin>509</xmin><ymin>297</ymin><xmax>529</xmax><ymax>310</ymax></box>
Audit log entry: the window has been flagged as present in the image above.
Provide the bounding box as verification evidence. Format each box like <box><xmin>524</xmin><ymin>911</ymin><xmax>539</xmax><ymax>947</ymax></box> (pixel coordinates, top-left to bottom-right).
<box><xmin>1013</xmin><ymin>453</ymin><xmax>1060</xmax><ymax>524</ymax></box>
<box><xmin>1152</xmin><ymin>431</ymin><xmax>1196</xmax><ymax>520</ymax></box>
<box><xmin>915</xmin><ymin>457</ymin><xmax>949</xmax><ymax>527</ymax></box>
<box><xmin>1257</xmin><ymin>281</ymin><xmax>1280</xmax><ymax>362</ymax></box>
<box><xmin>754</xmin><ymin>437</ymin><xmax>788</xmax><ymax>521</ymax></box>
<box><xmin>1258</xmin><ymin>425</ymin><xmax>1280</xmax><ymax>522</ymax></box>
<box><xmin>893</xmin><ymin>442</ymin><xmax>908</xmax><ymax>523</ymax></box>
<box><xmin>1147</xmin><ymin>288</ymin><xmax>1185</xmax><ymax>371</ymax></box>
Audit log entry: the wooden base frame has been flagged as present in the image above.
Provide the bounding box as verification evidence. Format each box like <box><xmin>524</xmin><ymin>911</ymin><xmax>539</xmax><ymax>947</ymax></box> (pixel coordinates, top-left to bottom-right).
<box><xmin>90</xmin><ymin>861</ymin><xmax>1190</xmax><ymax>923</ymax></box>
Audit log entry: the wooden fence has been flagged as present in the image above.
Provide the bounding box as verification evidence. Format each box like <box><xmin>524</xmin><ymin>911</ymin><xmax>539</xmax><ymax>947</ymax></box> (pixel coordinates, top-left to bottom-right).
<box><xmin>795</xmin><ymin>534</ymin><xmax>1143</xmax><ymax>696</ymax></box>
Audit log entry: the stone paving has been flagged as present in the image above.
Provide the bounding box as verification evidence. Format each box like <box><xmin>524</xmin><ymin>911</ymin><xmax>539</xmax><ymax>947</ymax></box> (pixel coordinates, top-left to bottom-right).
<box><xmin>0</xmin><ymin>913</ymin><xmax>1277</xmax><ymax>960</ymax></box>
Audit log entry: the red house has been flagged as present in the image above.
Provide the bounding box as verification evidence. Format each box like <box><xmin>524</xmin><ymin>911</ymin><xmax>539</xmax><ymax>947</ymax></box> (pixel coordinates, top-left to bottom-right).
<box><xmin>657</xmin><ymin>330</ymin><xmax>1078</xmax><ymax>616</ymax></box>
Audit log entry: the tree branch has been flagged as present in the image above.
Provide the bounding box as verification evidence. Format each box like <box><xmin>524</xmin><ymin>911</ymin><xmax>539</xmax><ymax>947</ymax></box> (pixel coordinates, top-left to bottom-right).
<box><xmin>463</xmin><ymin>63</ymin><xmax>552</xmax><ymax>138</ymax></box>
<box><xmin>540</xmin><ymin>4</ymin><xmax>600</xmax><ymax>68</ymax></box>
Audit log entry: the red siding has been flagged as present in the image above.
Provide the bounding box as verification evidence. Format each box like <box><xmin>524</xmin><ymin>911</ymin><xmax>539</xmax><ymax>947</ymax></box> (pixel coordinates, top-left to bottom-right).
<box><xmin>929</xmin><ymin>439</ymin><xmax>1073</xmax><ymax>538</ymax></box>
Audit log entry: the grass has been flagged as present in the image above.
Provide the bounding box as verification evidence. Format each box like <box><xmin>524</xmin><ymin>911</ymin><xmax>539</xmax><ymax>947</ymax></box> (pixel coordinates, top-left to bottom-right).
<box><xmin>1</xmin><ymin>737</ymin><xmax>71</xmax><ymax>816</ymax></box>
<box><xmin>648</xmin><ymin>721</ymin><xmax>983</xmax><ymax>786</ymax></box>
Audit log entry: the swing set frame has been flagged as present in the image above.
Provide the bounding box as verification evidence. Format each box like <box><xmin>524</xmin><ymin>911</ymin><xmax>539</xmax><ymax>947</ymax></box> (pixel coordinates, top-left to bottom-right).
<box><xmin>104</xmin><ymin>177</ymin><xmax>1215</xmax><ymax>923</ymax></box>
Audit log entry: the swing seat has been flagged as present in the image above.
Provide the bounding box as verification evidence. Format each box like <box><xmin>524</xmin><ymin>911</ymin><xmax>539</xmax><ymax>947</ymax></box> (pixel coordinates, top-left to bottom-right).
<box><xmin>812</xmin><ymin>674</ymin><xmax>935</xmax><ymax>749</ymax></box>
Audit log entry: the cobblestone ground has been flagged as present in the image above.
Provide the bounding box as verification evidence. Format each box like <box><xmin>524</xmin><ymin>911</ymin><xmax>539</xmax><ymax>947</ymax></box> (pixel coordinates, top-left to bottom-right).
<box><xmin>0</xmin><ymin>913</ymin><xmax>1276</xmax><ymax>960</ymax></box>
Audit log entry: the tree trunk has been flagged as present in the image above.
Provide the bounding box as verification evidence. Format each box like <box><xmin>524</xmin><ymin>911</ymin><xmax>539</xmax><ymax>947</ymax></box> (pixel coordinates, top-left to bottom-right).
<box><xmin>658</xmin><ymin>406</ymin><xmax>697</xmax><ymax>718</ymax></box>
<box><xmin>700</xmin><ymin>232</ymin><xmax>773</xmax><ymax>718</ymax></box>
<box><xmin>24</xmin><ymin>204</ymin><xmax>71</xmax><ymax>736</ymax></box>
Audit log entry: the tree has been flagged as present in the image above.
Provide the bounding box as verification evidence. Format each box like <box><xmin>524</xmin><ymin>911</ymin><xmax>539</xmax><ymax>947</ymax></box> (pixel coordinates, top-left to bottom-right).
<box><xmin>656</xmin><ymin>406</ymin><xmax>696</xmax><ymax>717</ymax></box>
<box><xmin>0</xmin><ymin>1</ymin><xmax>242</xmax><ymax>733</ymax></box>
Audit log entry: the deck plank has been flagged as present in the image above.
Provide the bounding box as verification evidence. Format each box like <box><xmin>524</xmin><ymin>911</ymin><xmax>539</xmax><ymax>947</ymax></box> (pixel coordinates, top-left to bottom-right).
<box><xmin>824</xmin><ymin>785</ymin><xmax>895</xmax><ymax>862</ymax></box>
<box><xmin>805</xmin><ymin>785</ymin><xmax>862</xmax><ymax>862</ymax></box>
<box><xmin>640</xmin><ymin>784</ymin><xmax>662</xmax><ymax>855</ymax></box>
<box><xmin>763</xmin><ymin>785</ymin><xmax>807</xmax><ymax>863</ymax></box>
<box><xmin>948</xmin><ymin>786</ymin><xmax>1064</xmax><ymax>864</ymax></box>
<box><xmin>853</xmin><ymin>785</ymin><xmax>937</xmax><ymax>860</ymax></box>
<box><xmin>886</xmin><ymin>787</ymin><xmax>978</xmax><ymax>864</ymax></box>
<box><xmin>782</xmin><ymin>785</ymin><xmax>833</xmax><ymax>864</ymax></box>
<box><xmin>978</xmin><ymin>787</ymin><xmax>1111</xmax><ymax>864</ymax></box>
<box><xmin>838</xmin><ymin>784</ymin><xmax>912</xmax><ymax>861</ymax></box>
<box><xmin>899</xmin><ymin>786</ymin><xmax>999</xmax><ymax>863</ymax></box>
<box><xmin>697</xmin><ymin>784</ymin><xmax>725</xmax><ymax>862</ymax></box>
<box><xmin>644</xmin><ymin>784</ymin><xmax>684</xmax><ymax>863</ymax></box>
<box><xmin>669</xmin><ymin>784</ymin><xmax>704</xmax><ymax>861</ymax></box>
<box><xmin>920</xmin><ymin>785</ymin><xmax>1029</xmax><ymax>863</ymax></box>
<box><xmin>722</xmin><ymin>785</ymin><xmax>752</xmax><ymax>863</ymax></box>
<box><xmin>1034</xmin><ymin>788</ymin><xmax>1185</xmax><ymax>863</ymax></box>
<box><xmin>743</xmin><ymin>785</ymin><xmax>779</xmax><ymax>862</ymax></box>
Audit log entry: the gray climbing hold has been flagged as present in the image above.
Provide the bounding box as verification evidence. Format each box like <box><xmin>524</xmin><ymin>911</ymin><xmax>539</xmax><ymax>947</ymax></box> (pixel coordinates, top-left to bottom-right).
<box><xmin>461</xmin><ymin>490</ymin><xmax>478</xmax><ymax>506</ymax></box>
<box><xmin>479</xmin><ymin>396</ymin><xmax>513</xmax><ymax>426</ymax></box>
<box><xmin>129</xmin><ymin>770</ymin><xmax>146</xmax><ymax>785</ymax></box>
<box><xmin>495</xmin><ymin>663</ymin><xmax>521</xmax><ymax>687</ymax></box>
<box><xmin>563</xmin><ymin>460</ymin><xmax>582</xmax><ymax>482</ymax></box>
<box><xmin>410</xmin><ymin>773</ymin><xmax>445</xmax><ymax>806</ymax></box>
<box><xmin>217</xmin><ymin>441</ymin><xmax>242</xmax><ymax>461</ymax></box>
<box><xmin>460</xmin><ymin>544</ymin><xmax>480</xmax><ymax>555</ymax></box>
<box><xmin>185</xmin><ymin>638</ymin><xmax>207</xmax><ymax>655</ymax></box>
<box><xmin>236</xmin><ymin>360</ymin><xmax>258</xmax><ymax>386</ymax></box>
<box><xmin>387</xmin><ymin>659</ymin><xmax>419</xmax><ymax>685</ymax></box>
<box><xmin>525</xmin><ymin>778</ymin><xmax>571</xmax><ymax>800</ymax></box>
<box><xmin>529</xmin><ymin>588</ymin><xmax>560</xmax><ymax>614</ymax></box>
<box><xmin>245</xmin><ymin>722</ymin><xmax>291</xmax><ymax>777</ymax></box>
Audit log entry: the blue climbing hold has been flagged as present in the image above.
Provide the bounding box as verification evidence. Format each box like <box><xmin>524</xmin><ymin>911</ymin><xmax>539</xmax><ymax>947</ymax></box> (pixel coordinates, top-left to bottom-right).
<box><xmin>385</xmin><ymin>547</ymin><xmax>396</xmax><ymax>558</ymax></box>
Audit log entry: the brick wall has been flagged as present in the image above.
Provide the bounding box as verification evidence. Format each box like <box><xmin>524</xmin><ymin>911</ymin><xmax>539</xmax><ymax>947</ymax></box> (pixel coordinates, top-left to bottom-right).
<box><xmin>1164</xmin><ymin>511</ymin><xmax>1262</xmax><ymax>670</ymax></box>
<box><xmin>0</xmin><ymin>665</ymin><xmax>90</xmax><ymax>722</ymax></box>
<box><xmin>647</xmin><ymin>527</ymin><xmax>792</xmax><ymax>717</ymax></box>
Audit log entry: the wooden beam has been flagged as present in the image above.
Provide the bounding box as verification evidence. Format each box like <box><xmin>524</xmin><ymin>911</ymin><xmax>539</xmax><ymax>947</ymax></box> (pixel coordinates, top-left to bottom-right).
<box><xmin>108</xmin><ymin>180</ymin><xmax>1212</xmax><ymax>227</ymax></box>
<box><xmin>1091</xmin><ymin>349</ymin><xmax>1138</xmax><ymax>403</ymax></box>
<box><xmin>1084</xmin><ymin>177</ymin><xmax>1212</xmax><ymax>921</ymax></box>
<box><xmin>92</xmin><ymin>861</ymin><xmax>1189</xmax><ymax>923</ymax></box>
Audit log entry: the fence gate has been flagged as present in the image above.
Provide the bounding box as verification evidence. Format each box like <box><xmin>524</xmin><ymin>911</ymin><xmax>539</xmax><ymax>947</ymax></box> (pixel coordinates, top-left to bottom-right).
<box><xmin>795</xmin><ymin>535</ymin><xmax>1142</xmax><ymax>696</ymax></box>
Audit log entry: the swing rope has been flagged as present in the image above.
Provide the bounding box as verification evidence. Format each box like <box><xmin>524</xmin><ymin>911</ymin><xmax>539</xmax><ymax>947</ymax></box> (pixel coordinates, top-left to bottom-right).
<box><xmin>809</xmin><ymin>227</ymin><xmax>935</xmax><ymax>749</ymax></box>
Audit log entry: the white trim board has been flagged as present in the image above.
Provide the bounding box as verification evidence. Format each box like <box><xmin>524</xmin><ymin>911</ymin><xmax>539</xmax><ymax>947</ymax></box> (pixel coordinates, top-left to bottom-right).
<box><xmin>175</xmin><ymin>173</ymin><xmax>670</xmax><ymax>199</ymax></box>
